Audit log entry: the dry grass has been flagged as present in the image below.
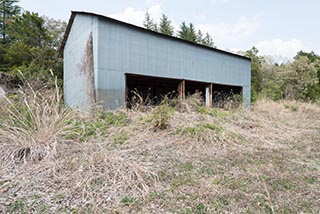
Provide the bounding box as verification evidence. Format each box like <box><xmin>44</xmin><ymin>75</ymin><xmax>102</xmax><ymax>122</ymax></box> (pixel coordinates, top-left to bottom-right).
<box><xmin>0</xmin><ymin>78</ymin><xmax>78</xmax><ymax>164</ymax></box>
<box><xmin>0</xmin><ymin>90</ymin><xmax>320</xmax><ymax>213</ymax></box>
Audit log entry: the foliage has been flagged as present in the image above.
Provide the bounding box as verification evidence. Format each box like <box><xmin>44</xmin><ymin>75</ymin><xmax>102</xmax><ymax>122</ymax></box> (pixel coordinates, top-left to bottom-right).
<box><xmin>159</xmin><ymin>14</ymin><xmax>174</xmax><ymax>36</ymax></box>
<box><xmin>0</xmin><ymin>0</ymin><xmax>21</xmax><ymax>43</ymax></box>
<box><xmin>240</xmin><ymin>47</ymin><xmax>320</xmax><ymax>103</ymax></box>
<box><xmin>151</xmin><ymin>101</ymin><xmax>173</xmax><ymax>130</ymax></box>
<box><xmin>198</xmin><ymin>106</ymin><xmax>231</xmax><ymax>118</ymax></box>
<box><xmin>197</xmin><ymin>30</ymin><xmax>215</xmax><ymax>47</ymax></box>
<box><xmin>258</xmin><ymin>52</ymin><xmax>320</xmax><ymax>102</ymax></box>
<box><xmin>0</xmin><ymin>1</ymin><xmax>65</xmax><ymax>85</ymax></box>
<box><xmin>143</xmin><ymin>12</ymin><xmax>215</xmax><ymax>48</ymax></box>
<box><xmin>121</xmin><ymin>196</ymin><xmax>139</xmax><ymax>206</ymax></box>
<box><xmin>8</xmin><ymin>11</ymin><xmax>48</xmax><ymax>47</ymax></box>
<box><xmin>67</xmin><ymin>110</ymin><xmax>129</xmax><ymax>142</ymax></box>
<box><xmin>243</xmin><ymin>47</ymin><xmax>264</xmax><ymax>102</ymax></box>
<box><xmin>143</xmin><ymin>12</ymin><xmax>157</xmax><ymax>31</ymax></box>
<box><xmin>202</xmin><ymin>32</ymin><xmax>215</xmax><ymax>47</ymax></box>
<box><xmin>178</xmin><ymin>22</ymin><xmax>197</xmax><ymax>42</ymax></box>
<box><xmin>113</xmin><ymin>131</ymin><xmax>129</xmax><ymax>145</ymax></box>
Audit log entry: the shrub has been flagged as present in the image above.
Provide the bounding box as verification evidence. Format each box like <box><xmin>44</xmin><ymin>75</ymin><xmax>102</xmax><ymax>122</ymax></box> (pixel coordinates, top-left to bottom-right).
<box><xmin>151</xmin><ymin>102</ymin><xmax>173</xmax><ymax>130</ymax></box>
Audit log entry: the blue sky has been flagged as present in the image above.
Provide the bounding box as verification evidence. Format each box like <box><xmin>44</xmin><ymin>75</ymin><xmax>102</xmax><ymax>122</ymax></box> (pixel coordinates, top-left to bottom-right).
<box><xmin>19</xmin><ymin>0</ymin><xmax>319</xmax><ymax>60</ymax></box>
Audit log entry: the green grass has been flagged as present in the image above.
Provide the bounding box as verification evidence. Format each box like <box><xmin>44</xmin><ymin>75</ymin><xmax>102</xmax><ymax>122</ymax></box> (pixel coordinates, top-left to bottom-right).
<box><xmin>9</xmin><ymin>198</ymin><xmax>27</xmax><ymax>213</ymax></box>
<box><xmin>113</xmin><ymin>131</ymin><xmax>129</xmax><ymax>145</ymax></box>
<box><xmin>121</xmin><ymin>196</ymin><xmax>139</xmax><ymax>206</ymax></box>
<box><xmin>198</xmin><ymin>106</ymin><xmax>231</xmax><ymax>118</ymax></box>
<box><xmin>66</xmin><ymin>111</ymin><xmax>129</xmax><ymax>142</ymax></box>
<box><xmin>176</xmin><ymin>123</ymin><xmax>224</xmax><ymax>143</ymax></box>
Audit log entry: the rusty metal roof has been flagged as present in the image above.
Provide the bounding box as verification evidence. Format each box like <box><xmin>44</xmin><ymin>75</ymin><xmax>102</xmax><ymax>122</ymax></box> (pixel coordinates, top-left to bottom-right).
<box><xmin>60</xmin><ymin>11</ymin><xmax>251</xmax><ymax>61</ymax></box>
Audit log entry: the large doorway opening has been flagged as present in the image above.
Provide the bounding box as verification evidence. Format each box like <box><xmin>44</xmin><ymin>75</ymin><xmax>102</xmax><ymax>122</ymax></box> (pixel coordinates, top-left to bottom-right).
<box><xmin>125</xmin><ymin>73</ymin><xmax>243</xmax><ymax>109</ymax></box>
<box><xmin>125</xmin><ymin>74</ymin><xmax>180</xmax><ymax>108</ymax></box>
<box><xmin>212</xmin><ymin>83</ymin><xmax>243</xmax><ymax>108</ymax></box>
<box><xmin>185</xmin><ymin>80</ymin><xmax>211</xmax><ymax>106</ymax></box>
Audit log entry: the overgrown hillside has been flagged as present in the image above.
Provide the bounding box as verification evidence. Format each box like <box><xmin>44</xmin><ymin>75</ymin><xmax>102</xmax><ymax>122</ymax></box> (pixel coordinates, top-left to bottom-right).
<box><xmin>0</xmin><ymin>87</ymin><xmax>319</xmax><ymax>213</ymax></box>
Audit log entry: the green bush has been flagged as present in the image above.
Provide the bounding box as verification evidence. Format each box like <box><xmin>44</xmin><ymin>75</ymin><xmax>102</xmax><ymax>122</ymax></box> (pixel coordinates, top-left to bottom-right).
<box><xmin>151</xmin><ymin>102</ymin><xmax>173</xmax><ymax>130</ymax></box>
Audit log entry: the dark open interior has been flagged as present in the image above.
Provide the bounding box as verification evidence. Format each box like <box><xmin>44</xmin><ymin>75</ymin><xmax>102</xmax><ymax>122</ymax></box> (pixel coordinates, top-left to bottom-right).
<box><xmin>212</xmin><ymin>83</ymin><xmax>243</xmax><ymax>108</ymax></box>
<box><xmin>185</xmin><ymin>80</ymin><xmax>207</xmax><ymax>101</ymax></box>
<box><xmin>125</xmin><ymin>73</ymin><xmax>243</xmax><ymax>109</ymax></box>
<box><xmin>126</xmin><ymin>74</ymin><xmax>180</xmax><ymax>107</ymax></box>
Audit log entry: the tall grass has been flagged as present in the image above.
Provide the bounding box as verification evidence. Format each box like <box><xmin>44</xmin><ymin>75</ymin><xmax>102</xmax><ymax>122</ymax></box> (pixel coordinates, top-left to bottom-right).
<box><xmin>0</xmin><ymin>75</ymin><xmax>79</xmax><ymax>163</ymax></box>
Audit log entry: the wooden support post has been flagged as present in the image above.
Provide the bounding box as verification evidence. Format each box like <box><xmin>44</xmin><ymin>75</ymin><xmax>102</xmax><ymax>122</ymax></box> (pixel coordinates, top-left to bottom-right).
<box><xmin>206</xmin><ymin>83</ymin><xmax>213</xmax><ymax>108</ymax></box>
<box><xmin>178</xmin><ymin>80</ymin><xmax>185</xmax><ymax>100</ymax></box>
<box><xmin>124</xmin><ymin>74</ymin><xmax>129</xmax><ymax>109</ymax></box>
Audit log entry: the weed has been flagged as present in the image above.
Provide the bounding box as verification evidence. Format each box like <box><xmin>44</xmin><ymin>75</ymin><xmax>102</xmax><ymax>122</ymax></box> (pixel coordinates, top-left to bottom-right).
<box><xmin>194</xmin><ymin>203</ymin><xmax>208</xmax><ymax>214</ymax></box>
<box><xmin>253</xmin><ymin>195</ymin><xmax>275</xmax><ymax>214</ymax></box>
<box><xmin>9</xmin><ymin>198</ymin><xmax>27</xmax><ymax>213</ymax></box>
<box><xmin>113</xmin><ymin>131</ymin><xmax>129</xmax><ymax>145</ymax></box>
<box><xmin>66</xmin><ymin>111</ymin><xmax>129</xmax><ymax>142</ymax></box>
<box><xmin>202</xmin><ymin>123</ymin><xmax>224</xmax><ymax>134</ymax></box>
<box><xmin>212</xmin><ymin>176</ymin><xmax>248</xmax><ymax>191</ymax></box>
<box><xmin>52</xmin><ymin>193</ymin><xmax>64</xmax><ymax>201</ymax></box>
<box><xmin>184</xmin><ymin>161</ymin><xmax>194</xmax><ymax>171</ymax></box>
<box><xmin>170</xmin><ymin>174</ymin><xmax>197</xmax><ymax>192</ymax></box>
<box><xmin>149</xmin><ymin>191</ymin><xmax>167</xmax><ymax>201</ymax></box>
<box><xmin>104</xmin><ymin>111</ymin><xmax>129</xmax><ymax>127</ymax></box>
<box><xmin>177</xmin><ymin>123</ymin><xmax>224</xmax><ymax>143</ymax></box>
<box><xmin>284</xmin><ymin>103</ymin><xmax>299</xmax><ymax>112</ymax></box>
<box><xmin>199</xmin><ymin>166</ymin><xmax>215</xmax><ymax>176</ymax></box>
<box><xmin>121</xmin><ymin>196</ymin><xmax>139</xmax><ymax>206</ymax></box>
<box><xmin>303</xmin><ymin>176</ymin><xmax>317</xmax><ymax>184</ymax></box>
<box><xmin>38</xmin><ymin>204</ymin><xmax>52</xmax><ymax>213</ymax></box>
<box><xmin>212</xmin><ymin>196</ymin><xmax>229</xmax><ymax>210</ymax></box>
<box><xmin>182</xmin><ymin>208</ymin><xmax>193</xmax><ymax>214</ymax></box>
<box><xmin>151</xmin><ymin>102</ymin><xmax>173</xmax><ymax>130</ymax></box>
<box><xmin>198</xmin><ymin>106</ymin><xmax>231</xmax><ymax>118</ymax></box>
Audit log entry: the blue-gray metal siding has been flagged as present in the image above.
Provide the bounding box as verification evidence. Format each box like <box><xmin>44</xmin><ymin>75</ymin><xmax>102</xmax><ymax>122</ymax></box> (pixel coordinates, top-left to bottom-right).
<box><xmin>64</xmin><ymin>13</ymin><xmax>251</xmax><ymax>110</ymax></box>
<box><xmin>96</xmin><ymin>17</ymin><xmax>251</xmax><ymax>109</ymax></box>
<box><xmin>63</xmin><ymin>14</ymin><xmax>99</xmax><ymax>110</ymax></box>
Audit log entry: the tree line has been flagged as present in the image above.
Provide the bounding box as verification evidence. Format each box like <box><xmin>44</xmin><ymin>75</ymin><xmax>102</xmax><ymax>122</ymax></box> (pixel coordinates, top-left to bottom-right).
<box><xmin>143</xmin><ymin>12</ymin><xmax>215</xmax><ymax>48</ymax></box>
<box><xmin>244</xmin><ymin>48</ymin><xmax>320</xmax><ymax>102</ymax></box>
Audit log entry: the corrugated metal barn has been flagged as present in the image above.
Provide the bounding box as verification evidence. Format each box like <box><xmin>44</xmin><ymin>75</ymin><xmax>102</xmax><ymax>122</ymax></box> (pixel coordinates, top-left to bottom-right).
<box><xmin>61</xmin><ymin>11</ymin><xmax>251</xmax><ymax>110</ymax></box>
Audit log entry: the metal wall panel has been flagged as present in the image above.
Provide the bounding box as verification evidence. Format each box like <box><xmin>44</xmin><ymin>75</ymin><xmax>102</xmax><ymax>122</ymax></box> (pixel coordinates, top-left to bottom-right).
<box><xmin>64</xmin><ymin>14</ymin><xmax>99</xmax><ymax>110</ymax></box>
<box><xmin>96</xmin><ymin>18</ymin><xmax>251</xmax><ymax>109</ymax></box>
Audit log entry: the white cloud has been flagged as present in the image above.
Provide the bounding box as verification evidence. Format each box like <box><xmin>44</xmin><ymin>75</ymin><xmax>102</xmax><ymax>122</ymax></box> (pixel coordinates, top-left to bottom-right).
<box><xmin>145</xmin><ymin>0</ymin><xmax>162</xmax><ymax>5</ymax></box>
<box><xmin>147</xmin><ymin>4</ymin><xmax>162</xmax><ymax>20</ymax></box>
<box><xmin>108</xmin><ymin>8</ymin><xmax>145</xmax><ymax>26</ymax></box>
<box><xmin>209</xmin><ymin>0</ymin><xmax>229</xmax><ymax>6</ymax></box>
<box><xmin>108</xmin><ymin>4</ymin><xmax>162</xmax><ymax>27</ymax></box>
<box><xmin>256</xmin><ymin>39</ymin><xmax>310</xmax><ymax>59</ymax></box>
<box><xmin>196</xmin><ymin>16</ymin><xmax>260</xmax><ymax>47</ymax></box>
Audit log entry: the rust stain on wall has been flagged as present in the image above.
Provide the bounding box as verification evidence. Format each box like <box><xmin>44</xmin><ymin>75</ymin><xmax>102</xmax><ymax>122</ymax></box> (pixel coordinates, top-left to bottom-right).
<box><xmin>80</xmin><ymin>33</ymin><xmax>96</xmax><ymax>106</ymax></box>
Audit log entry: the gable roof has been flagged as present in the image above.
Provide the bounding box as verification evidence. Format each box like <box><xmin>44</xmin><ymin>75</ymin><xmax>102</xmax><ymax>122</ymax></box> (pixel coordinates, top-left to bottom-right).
<box><xmin>60</xmin><ymin>11</ymin><xmax>251</xmax><ymax>61</ymax></box>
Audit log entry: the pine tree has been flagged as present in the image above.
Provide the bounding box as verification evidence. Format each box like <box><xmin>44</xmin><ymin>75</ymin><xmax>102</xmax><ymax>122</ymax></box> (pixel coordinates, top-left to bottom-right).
<box><xmin>178</xmin><ymin>22</ymin><xmax>197</xmax><ymax>42</ymax></box>
<box><xmin>143</xmin><ymin>12</ymin><xmax>157</xmax><ymax>31</ymax></box>
<box><xmin>159</xmin><ymin>14</ymin><xmax>174</xmax><ymax>36</ymax></box>
<box><xmin>202</xmin><ymin>33</ymin><xmax>215</xmax><ymax>48</ymax></box>
<box><xmin>196</xmin><ymin>29</ymin><xmax>203</xmax><ymax>44</ymax></box>
<box><xmin>187</xmin><ymin>23</ymin><xmax>197</xmax><ymax>42</ymax></box>
<box><xmin>0</xmin><ymin>0</ymin><xmax>20</xmax><ymax>43</ymax></box>
<box><xmin>177</xmin><ymin>22</ymin><xmax>189</xmax><ymax>40</ymax></box>
<box><xmin>9</xmin><ymin>11</ymin><xmax>48</xmax><ymax>47</ymax></box>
